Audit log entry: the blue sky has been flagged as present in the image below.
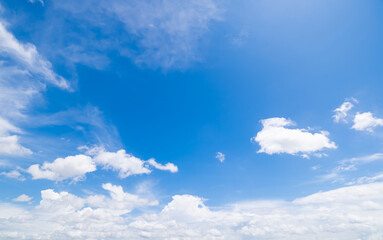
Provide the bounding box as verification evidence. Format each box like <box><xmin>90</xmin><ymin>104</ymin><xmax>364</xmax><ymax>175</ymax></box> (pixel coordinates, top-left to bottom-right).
<box><xmin>1</xmin><ymin>0</ymin><xmax>383</xmax><ymax>239</ymax></box>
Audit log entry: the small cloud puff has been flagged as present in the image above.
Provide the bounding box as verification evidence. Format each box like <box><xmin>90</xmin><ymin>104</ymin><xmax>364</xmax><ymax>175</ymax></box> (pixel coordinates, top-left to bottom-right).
<box><xmin>13</xmin><ymin>194</ymin><xmax>32</xmax><ymax>202</ymax></box>
<box><xmin>215</xmin><ymin>152</ymin><xmax>225</xmax><ymax>163</ymax></box>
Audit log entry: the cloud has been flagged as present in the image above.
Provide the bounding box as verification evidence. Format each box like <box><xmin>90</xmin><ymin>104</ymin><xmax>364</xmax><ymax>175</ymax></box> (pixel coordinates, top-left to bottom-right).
<box><xmin>92</xmin><ymin>149</ymin><xmax>152</xmax><ymax>178</ymax></box>
<box><xmin>13</xmin><ymin>194</ymin><xmax>32</xmax><ymax>202</ymax></box>
<box><xmin>348</xmin><ymin>173</ymin><xmax>383</xmax><ymax>185</ymax></box>
<box><xmin>27</xmin><ymin>155</ymin><xmax>96</xmax><ymax>182</ymax></box>
<box><xmin>317</xmin><ymin>153</ymin><xmax>383</xmax><ymax>183</ymax></box>
<box><xmin>147</xmin><ymin>159</ymin><xmax>178</xmax><ymax>173</ymax></box>
<box><xmin>0</xmin><ymin>135</ymin><xmax>32</xmax><ymax>156</ymax></box>
<box><xmin>352</xmin><ymin>112</ymin><xmax>383</xmax><ymax>132</ymax></box>
<box><xmin>2</xmin><ymin>182</ymin><xmax>383</xmax><ymax>239</ymax></box>
<box><xmin>48</xmin><ymin>0</ymin><xmax>223</xmax><ymax>70</ymax></box>
<box><xmin>29</xmin><ymin>106</ymin><xmax>122</xmax><ymax>149</ymax></box>
<box><xmin>28</xmin><ymin>0</ymin><xmax>44</xmax><ymax>6</ymax></box>
<box><xmin>0</xmin><ymin>117</ymin><xmax>31</xmax><ymax>156</ymax></box>
<box><xmin>333</xmin><ymin>98</ymin><xmax>357</xmax><ymax>123</ymax></box>
<box><xmin>25</xmin><ymin>148</ymin><xmax>178</xmax><ymax>181</ymax></box>
<box><xmin>0</xmin><ymin>169</ymin><xmax>25</xmax><ymax>181</ymax></box>
<box><xmin>0</xmin><ymin>18</ymin><xmax>71</xmax><ymax>157</ymax></box>
<box><xmin>252</xmin><ymin>117</ymin><xmax>337</xmax><ymax>156</ymax></box>
<box><xmin>0</xmin><ymin>21</ymin><xmax>68</xmax><ymax>89</ymax></box>
<box><xmin>215</xmin><ymin>152</ymin><xmax>225</xmax><ymax>162</ymax></box>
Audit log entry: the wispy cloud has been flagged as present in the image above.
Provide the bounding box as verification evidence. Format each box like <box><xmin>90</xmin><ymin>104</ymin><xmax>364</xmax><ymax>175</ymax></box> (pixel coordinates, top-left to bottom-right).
<box><xmin>317</xmin><ymin>153</ymin><xmax>383</xmax><ymax>183</ymax></box>
<box><xmin>333</xmin><ymin>98</ymin><xmax>358</xmax><ymax>123</ymax></box>
<box><xmin>47</xmin><ymin>0</ymin><xmax>223</xmax><ymax>70</ymax></box>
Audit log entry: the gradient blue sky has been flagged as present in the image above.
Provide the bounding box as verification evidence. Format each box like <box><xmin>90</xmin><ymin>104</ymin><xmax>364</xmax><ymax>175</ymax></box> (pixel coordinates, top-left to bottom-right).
<box><xmin>1</xmin><ymin>0</ymin><xmax>383</xmax><ymax>239</ymax></box>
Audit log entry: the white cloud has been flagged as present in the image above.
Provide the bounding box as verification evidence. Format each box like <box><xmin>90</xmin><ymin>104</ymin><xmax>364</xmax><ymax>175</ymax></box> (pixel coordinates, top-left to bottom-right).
<box><xmin>0</xmin><ymin>18</ymin><xmax>70</xmax><ymax>157</ymax></box>
<box><xmin>0</xmin><ymin>117</ymin><xmax>21</xmax><ymax>135</ymax></box>
<box><xmin>0</xmin><ymin>169</ymin><xmax>25</xmax><ymax>181</ymax></box>
<box><xmin>0</xmin><ymin>135</ymin><xmax>32</xmax><ymax>156</ymax></box>
<box><xmin>317</xmin><ymin>153</ymin><xmax>383</xmax><ymax>183</ymax></box>
<box><xmin>252</xmin><ymin>117</ymin><xmax>337</xmax><ymax>156</ymax></box>
<box><xmin>147</xmin><ymin>159</ymin><xmax>178</xmax><ymax>173</ymax></box>
<box><xmin>333</xmin><ymin>98</ymin><xmax>357</xmax><ymax>123</ymax></box>
<box><xmin>26</xmin><ymin>148</ymin><xmax>178</xmax><ymax>181</ymax></box>
<box><xmin>2</xmin><ymin>182</ymin><xmax>383</xmax><ymax>239</ymax></box>
<box><xmin>27</xmin><ymin>155</ymin><xmax>96</xmax><ymax>181</ymax></box>
<box><xmin>215</xmin><ymin>152</ymin><xmax>225</xmax><ymax>162</ymax></box>
<box><xmin>352</xmin><ymin>112</ymin><xmax>383</xmax><ymax>132</ymax></box>
<box><xmin>13</xmin><ymin>194</ymin><xmax>32</xmax><ymax>202</ymax></box>
<box><xmin>348</xmin><ymin>173</ymin><xmax>383</xmax><ymax>185</ymax></box>
<box><xmin>0</xmin><ymin>21</ymin><xmax>68</xmax><ymax>89</ymax></box>
<box><xmin>0</xmin><ymin>118</ymin><xmax>31</xmax><ymax>156</ymax></box>
<box><xmin>93</xmin><ymin>149</ymin><xmax>151</xmax><ymax>178</ymax></box>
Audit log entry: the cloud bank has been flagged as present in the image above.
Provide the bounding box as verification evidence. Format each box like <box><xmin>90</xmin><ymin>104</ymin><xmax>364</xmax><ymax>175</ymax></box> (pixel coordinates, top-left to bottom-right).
<box><xmin>2</xmin><ymin>182</ymin><xmax>383</xmax><ymax>239</ymax></box>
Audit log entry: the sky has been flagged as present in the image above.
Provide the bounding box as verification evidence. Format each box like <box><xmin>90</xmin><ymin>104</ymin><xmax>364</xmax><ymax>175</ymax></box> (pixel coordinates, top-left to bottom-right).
<box><xmin>1</xmin><ymin>0</ymin><xmax>383</xmax><ymax>239</ymax></box>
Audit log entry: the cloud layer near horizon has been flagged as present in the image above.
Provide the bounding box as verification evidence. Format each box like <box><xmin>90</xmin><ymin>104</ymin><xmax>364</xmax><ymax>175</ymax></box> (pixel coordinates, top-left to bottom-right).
<box><xmin>1</xmin><ymin>182</ymin><xmax>383</xmax><ymax>239</ymax></box>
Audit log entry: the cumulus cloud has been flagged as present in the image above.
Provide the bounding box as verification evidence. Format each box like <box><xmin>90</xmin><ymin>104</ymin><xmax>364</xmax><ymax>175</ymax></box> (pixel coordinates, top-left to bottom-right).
<box><xmin>2</xmin><ymin>182</ymin><xmax>383</xmax><ymax>239</ymax></box>
<box><xmin>333</xmin><ymin>98</ymin><xmax>357</xmax><ymax>123</ymax></box>
<box><xmin>92</xmin><ymin>149</ymin><xmax>151</xmax><ymax>178</ymax></box>
<box><xmin>27</xmin><ymin>155</ymin><xmax>96</xmax><ymax>182</ymax></box>
<box><xmin>252</xmin><ymin>117</ymin><xmax>337</xmax><ymax>157</ymax></box>
<box><xmin>25</xmin><ymin>148</ymin><xmax>178</xmax><ymax>181</ymax></box>
<box><xmin>352</xmin><ymin>112</ymin><xmax>383</xmax><ymax>132</ymax></box>
<box><xmin>215</xmin><ymin>152</ymin><xmax>225</xmax><ymax>162</ymax></box>
<box><xmin>13</xmin><ymin>194</ymin><xmax>32</xmax><ymax>202</ymax></box>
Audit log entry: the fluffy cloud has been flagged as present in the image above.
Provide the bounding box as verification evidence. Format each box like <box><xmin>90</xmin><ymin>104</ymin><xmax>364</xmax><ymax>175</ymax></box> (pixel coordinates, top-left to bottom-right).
<box><xmin>333</xmin><ymin>99</ymin><xmax>357</xmax><ymax>123</ymax></box>
<box><xmin>93</xmin><ymin>149</ymin><xmax>151</xmax><ymax>178</ymax></box>
<box><xmin>25</xmin><ymin>148</ymin><xmax>178</xmax><ymax>181</ymax></box>
<box><xmin>27</xmin><ymin>155</ymin><xmax>96</xmax><ymax>181</ymax></box>
<box><xmin>252</xmin><ymin>117</ymin><xmax>337</xmax><ymax>156</ymax></box>
<box><xmin>2</xmin><ymin>182</ymin><xmax>383</xmax><ymax>239</ymax></box>
<box><xmin>352</xmin><ymin>112</ymin><xmax>383</xmax><ymax>132</ymax></box>
<box><xmin>215</xmin><ymin>152</ymin><xmax>225</xmax><ymax>162</ymax></box>
<box><xmin>13</xmin><ymin>194</ymin><xmax>32</xmax><ymax>202</ymax></box>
